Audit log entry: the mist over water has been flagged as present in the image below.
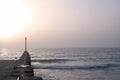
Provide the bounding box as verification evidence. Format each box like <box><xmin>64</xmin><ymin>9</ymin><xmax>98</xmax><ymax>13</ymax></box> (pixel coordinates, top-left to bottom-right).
<box><xmin>0</xmin><ymin>0</ymin><xmax>120</xmax><ymax>48</ymax></box>
<box><xmin>0</xmin><ymin>48</ymin><xmax>120</xmax><ymax>80</ymax></box>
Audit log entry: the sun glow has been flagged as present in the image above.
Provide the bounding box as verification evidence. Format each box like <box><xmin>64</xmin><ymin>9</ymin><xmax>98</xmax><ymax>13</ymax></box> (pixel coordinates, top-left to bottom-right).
<box><xmin>0</xmin><ymin>0</ymin><xmax>33</xmax><ymax>37</ymax></box>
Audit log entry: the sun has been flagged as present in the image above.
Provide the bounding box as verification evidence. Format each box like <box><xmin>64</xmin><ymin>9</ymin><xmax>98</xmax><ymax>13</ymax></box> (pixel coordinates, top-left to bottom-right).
<box><xmin>0</xmin><ymin>0</ymin><xmax>33</xmax><ymax>37</ymax></box>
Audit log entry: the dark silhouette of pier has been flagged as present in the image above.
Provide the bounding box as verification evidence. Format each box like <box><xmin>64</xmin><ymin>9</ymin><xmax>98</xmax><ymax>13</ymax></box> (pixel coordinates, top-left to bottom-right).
<box><xmin>0</xmin><ymin>38</ymin><xmax>42</xmax><ymax>80</ymax></box>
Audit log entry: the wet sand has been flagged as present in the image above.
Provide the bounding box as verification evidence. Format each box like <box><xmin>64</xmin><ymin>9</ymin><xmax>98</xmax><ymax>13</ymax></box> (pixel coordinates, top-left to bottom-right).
<box><xmin>0</xmin><ymin>60</ymin><xmax>16</xmax><ymax>80</ymax></box>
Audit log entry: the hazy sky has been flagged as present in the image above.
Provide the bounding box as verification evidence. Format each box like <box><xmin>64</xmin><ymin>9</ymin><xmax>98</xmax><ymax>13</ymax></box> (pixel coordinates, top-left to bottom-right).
<box><xmin>0</xmin><ymin>0</ymin><xmax>120</xmax><ymax>48</ymax></box>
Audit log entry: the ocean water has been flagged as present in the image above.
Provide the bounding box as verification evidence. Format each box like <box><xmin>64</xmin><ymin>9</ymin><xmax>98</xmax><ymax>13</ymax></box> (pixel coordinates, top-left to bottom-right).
<box><xmin>0</xmin><ymin>48</ymin><xmax>120</xmax><ymax>80</ymax></box>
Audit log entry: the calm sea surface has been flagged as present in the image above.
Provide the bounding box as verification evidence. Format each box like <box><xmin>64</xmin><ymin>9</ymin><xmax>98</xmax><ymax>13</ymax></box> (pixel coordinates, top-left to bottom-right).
<box><xmin>0</xmin><ymin>48</ymin><xmax>120</xmax><ymax>80</ymax></box>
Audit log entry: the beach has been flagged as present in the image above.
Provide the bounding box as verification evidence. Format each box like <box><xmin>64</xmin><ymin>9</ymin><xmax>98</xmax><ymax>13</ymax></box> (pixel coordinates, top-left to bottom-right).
<box><xmin>0</xmin><ymin>60</ymin><xmax>16</xmax><ymax>80</ymax></box>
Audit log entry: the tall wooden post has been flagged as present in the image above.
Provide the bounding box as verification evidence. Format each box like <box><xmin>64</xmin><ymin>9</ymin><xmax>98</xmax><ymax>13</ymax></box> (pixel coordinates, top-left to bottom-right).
<box><xmin>25</xmin><ymin>37</ymin><xmax>27</xmax><ymax>51</ymax></box>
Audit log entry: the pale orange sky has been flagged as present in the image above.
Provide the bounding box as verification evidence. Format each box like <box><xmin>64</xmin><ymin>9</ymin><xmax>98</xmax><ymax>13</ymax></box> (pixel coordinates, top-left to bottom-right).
<box><xmin>0</xmin><ymin>0</ymin><xmax>120</xmax><ymax>48</ymax></box>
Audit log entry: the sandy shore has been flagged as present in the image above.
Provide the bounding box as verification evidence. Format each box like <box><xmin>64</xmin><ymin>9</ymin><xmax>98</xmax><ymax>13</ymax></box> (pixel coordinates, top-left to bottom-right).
<box><xmin>0</xmin><ymin>60</ymin><xmax>17</xmax><ymax>80</ymax></box>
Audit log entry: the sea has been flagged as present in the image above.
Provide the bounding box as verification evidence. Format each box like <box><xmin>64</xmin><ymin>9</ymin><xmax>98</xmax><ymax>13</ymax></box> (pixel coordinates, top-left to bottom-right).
<box><xmin>0</xmin><ymin>48</ymin><xmax>120</xmax><ymax>80</ymax></box>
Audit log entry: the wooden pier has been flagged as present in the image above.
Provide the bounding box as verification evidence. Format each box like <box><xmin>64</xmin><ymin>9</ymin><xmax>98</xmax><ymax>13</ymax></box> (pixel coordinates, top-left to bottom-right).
<box><xmin>0</xmin><ymin>38</ymin><xmax>42</xmax><ymax>80</ymax></box>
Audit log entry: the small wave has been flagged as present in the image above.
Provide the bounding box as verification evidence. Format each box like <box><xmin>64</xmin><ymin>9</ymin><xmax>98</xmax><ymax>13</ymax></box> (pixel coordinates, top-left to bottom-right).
<box><xmin>32</xmin><ymin>59</ymin><xmax>72</xmax><ymax>63</ymax></box>
<box><xmin>32</xmin><ymin>64</ymin><xmax>120</xmax><ymax>70</ymax></box>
